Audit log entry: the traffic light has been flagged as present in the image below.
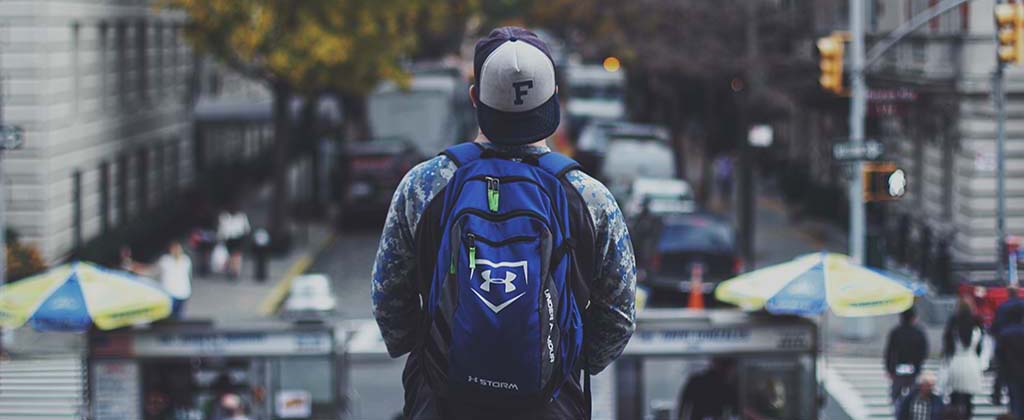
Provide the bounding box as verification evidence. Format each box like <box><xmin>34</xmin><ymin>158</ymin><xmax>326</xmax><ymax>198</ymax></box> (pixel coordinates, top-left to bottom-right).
<box><xmin>995</xmin><ymin>3</ymin><xmax>1024</xmax><ymax>64</ymax></box>
<box><xmin>816</xmin><ymin>32</ymin><xmax>847</xmax><ymax>95</ymax></box>
<box><xmin>863</xmin><ymin>162</ymin><xmax>906</xmax><ymax>202</ymax></box>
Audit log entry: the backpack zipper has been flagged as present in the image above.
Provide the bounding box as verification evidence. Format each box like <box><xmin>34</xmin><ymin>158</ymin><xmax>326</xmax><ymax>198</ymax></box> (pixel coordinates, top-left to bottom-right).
<box><xmin>464</xmin><ymin>233</ymin><xmax>536</xmax><ymax>247</ymax></box>
<box><xmin>467</xmin><ymin>233</ymin><xmax>477</xmax><ymax>272</ymax></box>
<box><xmin>486</xmin><ymin>177</ymin><xmax>500</xmax><ymax>212</ymax></box>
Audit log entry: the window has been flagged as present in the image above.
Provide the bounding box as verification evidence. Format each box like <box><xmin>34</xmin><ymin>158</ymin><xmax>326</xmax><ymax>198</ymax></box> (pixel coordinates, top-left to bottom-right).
<box><xmin>72</xmin><ymin>171</ymin><xmax>83</xmax><ymax>249</ymax></box>
<box><xmin>154</xmin><ymin>22</ymin><xmax>163</xmax><ymax>98</ymax></box>
<box><xmin>136</xmin><ymin>148</ymin><xmax>148</xmax><ymax>212</ymax></box>
<box><xmin>72</xmin><ymin>22</ymin><xmax>80</xmax><ymax>114</ymax></box>
<box><xmin>136</xmin><ymin>21</ymin><xmax>147</xmax><ymax>103</ymax></box>
<box><xmin>169</xmin><ymin>140</ymin><xmax>179</xmax><ymax>192</ymax></box>
<box><xmin>118</xmin><ymin>154</ymin><xmax>129</xmax><ymax>223</ymax></box>
<box><xmin>99</xmin><ymin>23</ymin><xmax>109</xmax><ymax>106</ymax></box>
<box><xmin>155</xmin><ymin>144</ymin><xmax>164</xmax><ymax>203</ymax></box>
<box><xmin>117</xmin><ymin>21</ymin><xmax>127</xmax><ymax>105</ymax></box>
<box><xmin>100</xmin><ymin>162</ymin><xmax>110</xmax><ymax>233</ymax></box>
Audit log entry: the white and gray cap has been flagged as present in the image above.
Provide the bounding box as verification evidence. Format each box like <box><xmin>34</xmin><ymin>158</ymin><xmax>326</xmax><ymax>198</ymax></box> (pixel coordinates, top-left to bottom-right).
<box><xmin>473</xmin><ymin>27</ymin><xmax>560</xmax><ymax>145</ymax></box>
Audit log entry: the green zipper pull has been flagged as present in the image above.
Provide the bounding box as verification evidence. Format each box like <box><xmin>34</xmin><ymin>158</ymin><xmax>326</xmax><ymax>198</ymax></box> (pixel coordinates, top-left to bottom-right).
<box><xmin>486</xmin><ymin>177</ymin><xmax>500</xmax><ymax>212</ymax></box>
<box><xmin>467</xmin><ymin>234</ymin><xmax>477</xmax><ymax>270</ymax></box>
<box><xmin>449</xmin><ymin>255</ymin><xmax>456</xmax><ymax>274</ymax></box>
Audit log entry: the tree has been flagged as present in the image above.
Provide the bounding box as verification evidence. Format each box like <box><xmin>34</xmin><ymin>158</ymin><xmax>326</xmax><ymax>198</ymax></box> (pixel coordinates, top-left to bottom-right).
<box><xmin>163</xmin><ymin>0</ymin><xmax>459</xmax><ymax>239</ymax></box>
<box><xmin>528</xmin><ymin>0</ymin><xmax>816</xmax><ymax>199</ymax></box>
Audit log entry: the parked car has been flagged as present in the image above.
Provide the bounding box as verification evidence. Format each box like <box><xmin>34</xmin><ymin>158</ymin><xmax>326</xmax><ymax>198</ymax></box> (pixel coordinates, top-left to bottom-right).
<box><xmin>337</xmin><ymin>137</ymin><xmax>423</xmax><ymax>218</ymax></box>
<box><xmin>636</xmin><ymin>213</ymin><xmax>742</xmax><ymax>306</ymax></box>
<box><xmin>284</xmin><ymin>274</ymin><xmax>336</xmax><ymax>313</ymax></box>
<box><xmin>623</xmin><ymin>177</ymin><xmax>696</xmax><ymax>220</ymax></box>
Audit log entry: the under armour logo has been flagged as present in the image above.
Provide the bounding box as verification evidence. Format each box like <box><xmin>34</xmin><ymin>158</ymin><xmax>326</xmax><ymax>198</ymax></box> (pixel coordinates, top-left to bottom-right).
<box><xmin>471</xmin><ymin>259</ymin><xmax>529</xmax><ymax>314</ymax></box>
<box><xmin>512</xmin><ymin>80</ymin><xmax>534</xmax><ymax>105</ymax></box>
<box><xmin>480</xmin><ymin>270</ymin><xmax>517</xmax><ymax>293</ymax></box>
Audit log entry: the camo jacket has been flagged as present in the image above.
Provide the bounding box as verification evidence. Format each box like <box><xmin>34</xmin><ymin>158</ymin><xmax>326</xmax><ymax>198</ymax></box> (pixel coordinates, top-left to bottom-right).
<box><xmin>371</xmin><ymin>142</ymin><xmax>636</xmax><ymax>374</ymax></box>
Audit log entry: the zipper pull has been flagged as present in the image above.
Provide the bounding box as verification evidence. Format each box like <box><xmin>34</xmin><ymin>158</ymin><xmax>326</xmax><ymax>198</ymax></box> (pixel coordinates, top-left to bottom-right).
<box><xmin>485</xmin><ymin>177</ymin><xmax>500</xmax><ymax>212</ymax></box>
<box><xmin>467</xmin><ymin>233</ymin><xmax>477</xmax><ymax>270</ymax></box>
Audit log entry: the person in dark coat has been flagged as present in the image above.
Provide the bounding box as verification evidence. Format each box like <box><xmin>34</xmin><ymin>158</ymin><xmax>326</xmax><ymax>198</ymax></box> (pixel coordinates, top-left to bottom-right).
<box><xmin>996</xmin><ymin>305</ymin><xmax>1024</xmax><ymax>417</ymax></box>
<box><xmin>885</xmin><ymin>307</ymin><xmax>929</xmax><ymax>403</ymax></box>
<box><xmin>896</xmin><ymin>373</ymin><xmax>944</xmax><ymax>420</ymax></box>
<box><xmin>992</xmin><ymin>285</ymin><xmax>1024</xmax><ymax>405</ymax></box>
<box><xmin>676</xmin><ymin>357</ymin><xmax>739</xmax><ymax>420</ymax></box>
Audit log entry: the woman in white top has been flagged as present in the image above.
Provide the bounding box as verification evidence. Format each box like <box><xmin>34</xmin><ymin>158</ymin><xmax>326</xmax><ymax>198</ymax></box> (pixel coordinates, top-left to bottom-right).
<box><xmin>156</xmin><ymin>241</ymin><xmax>192</xmax><ymax>319</ymax></box>
<box><xmin>942</xmin><ymin>297</ymin><xmax>985</xmax><ymax>419</ymax></box>
<box><xmin>217</xmin><ymin>205</ymin><xmax>250</xmax><ymax>278</ymax></box>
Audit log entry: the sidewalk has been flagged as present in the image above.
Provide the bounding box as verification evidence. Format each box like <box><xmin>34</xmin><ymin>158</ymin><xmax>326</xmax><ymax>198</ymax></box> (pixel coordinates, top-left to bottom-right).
<box><xmin>184</xmin><ymin>184</ymin><xmax>335</xmax><ymax>322</ymax></box>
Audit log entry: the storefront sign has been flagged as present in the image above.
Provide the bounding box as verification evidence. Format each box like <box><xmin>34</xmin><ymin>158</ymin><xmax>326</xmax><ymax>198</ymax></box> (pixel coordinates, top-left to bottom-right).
<box><xmin>129</xmin><ymin>330</ymin><xmax>333</xmax><ymax>357</ymax></box>
<box><xmin>276</xmin><ymin>390</ymin><xmax>312</xmax><ymax>418</ymax></box>
<box><xmin>92</xmin><ymin>359</ymin><xmax>140</xmax><ymax>420</ymax></box>
<box><xmin>623</xmin><ymin>325</ymin><xmax>814</xmax><ymax>356</ymax></box>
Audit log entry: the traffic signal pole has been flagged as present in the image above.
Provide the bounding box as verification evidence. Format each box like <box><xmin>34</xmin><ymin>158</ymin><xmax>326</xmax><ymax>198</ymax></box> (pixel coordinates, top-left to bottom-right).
<box><xmin>849</xmin><ymin>0</ymin><xmax>867</xmax><ymax>265</ymax></box>
<box><xmin>995</xmin><ymin>55</ymin><xmax>1007</xmax><ymax>285</ymax></box>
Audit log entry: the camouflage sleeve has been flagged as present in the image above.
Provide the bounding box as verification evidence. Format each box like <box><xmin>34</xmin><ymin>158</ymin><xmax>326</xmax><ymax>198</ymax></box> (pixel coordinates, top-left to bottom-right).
<box><xmin>371</xmin><ymin>157</ymin><xmax>455</xmax><ymax>357</ymax></box>
<box><xmin>567</xmin><ymin>171</ymin><xmax>637</xmax><ymax>374</ymax></box>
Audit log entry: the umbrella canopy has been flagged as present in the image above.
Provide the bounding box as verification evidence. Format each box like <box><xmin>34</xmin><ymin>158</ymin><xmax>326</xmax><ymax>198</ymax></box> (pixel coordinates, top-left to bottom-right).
<box><xmin>0</xmin><ymin>262</ymin><xmax>172</xmax><ymax>331</ymax></box>
<box><xmin>715</xmin><ymin>252</ymin><xmax>926</xmax><ymax>317</ymax></box>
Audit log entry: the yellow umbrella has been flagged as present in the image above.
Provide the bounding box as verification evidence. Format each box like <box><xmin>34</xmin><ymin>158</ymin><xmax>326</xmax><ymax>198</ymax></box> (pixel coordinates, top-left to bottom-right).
<box><xmin>0</xmin><ymin>262</ymin><xmax>172</xmax><ymax>331</ymax></box>
<box><xmin>715</xmin><ymin>252</ymin><xmax>926</xmax><ymax>317</ymax></box>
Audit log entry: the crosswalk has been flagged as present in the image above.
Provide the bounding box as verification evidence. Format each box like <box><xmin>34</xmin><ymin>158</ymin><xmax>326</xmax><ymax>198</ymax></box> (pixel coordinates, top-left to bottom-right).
<box><xmin>0</xmin><ymin>355</ymin><xmax>85</xmax><ymax>420</ymax></box>
<box><xmin>828</xmin><ymin>357</ymin><xmax>1007</xmax><ymax>420</ymax></box>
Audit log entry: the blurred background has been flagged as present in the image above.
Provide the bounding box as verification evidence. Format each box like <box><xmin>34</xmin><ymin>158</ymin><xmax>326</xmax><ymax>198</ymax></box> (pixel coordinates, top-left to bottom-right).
<box><xmin>0</xmin><ymin>0</ymin><xmax>1022</xmax><ymax>419</ymax></box>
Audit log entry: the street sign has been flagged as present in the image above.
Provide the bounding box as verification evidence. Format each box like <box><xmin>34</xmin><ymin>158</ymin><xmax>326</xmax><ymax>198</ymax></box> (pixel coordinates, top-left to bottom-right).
<box><xmin>0</xmin><ymin>125</ymin><xmax>24</xmax><ymax>150</ymax></box>
<box><xmin>832</xmin><ymin>140</ymin><xmax>884</xmax><ymax>161</ymax></box>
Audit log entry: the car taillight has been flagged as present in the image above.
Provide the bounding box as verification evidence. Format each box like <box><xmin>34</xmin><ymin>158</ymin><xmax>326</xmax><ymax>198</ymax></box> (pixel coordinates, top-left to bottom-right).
<box><xmin>649</xmin><ymin>254</ymin><xmax>662</xmax><ymax>272</ymax></box>
<box><xmin>733</xmin><ymin>257</ymin><xmax>745</xmax><ymax>274</ymax></box>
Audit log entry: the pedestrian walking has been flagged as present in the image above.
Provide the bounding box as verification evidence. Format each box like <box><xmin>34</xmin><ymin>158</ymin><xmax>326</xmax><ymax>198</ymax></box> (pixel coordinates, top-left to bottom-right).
<box><xmin>995</xmin><ymin>303</ymin><xmax>1024</xmax><ymax>416</ymax></box>
<box><xmin>895</xmin><ymin>373</ymin><xmax>945</xmax><ymax>420</ymax></box>
<box><xmin>992</xmin><ymin>285</ymin><xmax>1024</xmax><ymax>405</ymax></box>
<box><xmin>156</xmin><ymin>241</ymin><xmax>192</xmax><ymax>319</ymax></box>
<box><xmin>713</xmin><ymin>155</ymin><xmax>734</xmax><ymax>207</ymax></box>
<box><xmin>217</xmin><ymin>203</ymin><xmax>250</xmax><ymax>278</ymax></box>
<box><xmin>371</xmin><ymin>27</ymin><xmax>636</xmax><ymax>420</ymax></box>
<box><xmin>942</xmin><ymin>297</ymin><xmax>986</xmax><ymax>419</ymax></box>
<box><xmin>885</xmin><ymin>307</ymin><xmax>929</xmax><ymax>403</ymax></box>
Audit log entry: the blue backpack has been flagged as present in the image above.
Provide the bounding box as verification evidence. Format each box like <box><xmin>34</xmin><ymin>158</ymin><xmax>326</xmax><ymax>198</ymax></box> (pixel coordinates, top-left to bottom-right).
<box><xmin>422</xmin><ymin>143</ymin><xmax>592</xmax><ymax>410</ymax></box>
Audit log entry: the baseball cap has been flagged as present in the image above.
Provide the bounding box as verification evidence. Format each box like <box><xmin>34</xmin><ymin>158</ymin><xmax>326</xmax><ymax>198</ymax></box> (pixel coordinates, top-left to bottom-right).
<box><xmin>473</xmin><ymin>27</ymin><xmax>560</xmax><ymax>145</ymax></box>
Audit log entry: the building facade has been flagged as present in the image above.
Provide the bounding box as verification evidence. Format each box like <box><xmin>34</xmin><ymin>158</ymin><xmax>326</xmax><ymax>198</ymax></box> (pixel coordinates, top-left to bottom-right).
<box><xmin>781</xmin><ymin>0</ymin><xmax>1016</xmax><ymax>287</ymax></box>
<box><xmin>0</xmin><ymin>0</ymin><xmax>270</xmax><ymax>262</ymax></box>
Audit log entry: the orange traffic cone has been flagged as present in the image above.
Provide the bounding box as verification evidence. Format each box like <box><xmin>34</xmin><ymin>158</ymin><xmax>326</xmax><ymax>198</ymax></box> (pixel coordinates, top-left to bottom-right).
<box><xmin>688</xmin><ymin>264</ymin><xmax>705</xmax><ymax>310</ymax></box>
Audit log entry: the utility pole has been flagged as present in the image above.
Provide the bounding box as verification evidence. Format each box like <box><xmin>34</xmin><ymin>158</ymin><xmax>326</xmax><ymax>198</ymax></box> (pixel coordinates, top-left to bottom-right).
<box><xmin>738</xmin><ymin>0</ymin><xmax>760</xmax><ymax>270</ymax></box>
<box><xmin>849</xmin><ymin>0</ymin><xmax>868</xmax><ymax>265</ymax></box>
<box><xmin>995</xmin><ymin>52</ymin><xmax>1008</xmax><ymax>285</ymax></box>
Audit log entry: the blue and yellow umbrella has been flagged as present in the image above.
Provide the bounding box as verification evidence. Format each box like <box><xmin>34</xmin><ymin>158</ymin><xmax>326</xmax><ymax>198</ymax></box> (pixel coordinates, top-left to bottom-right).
<box><xmin>0</xmin><ymin>262</ymin><xmax>172</xmax><ymax>331</ymax></box>
<box><xmin>715</xmin><ymin>252</ymin><xmax>926</xmax><ymax>317</ymax></box>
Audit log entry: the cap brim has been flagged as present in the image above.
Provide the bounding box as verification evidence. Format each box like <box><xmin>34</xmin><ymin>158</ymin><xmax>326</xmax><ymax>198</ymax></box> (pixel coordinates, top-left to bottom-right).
<box><xmin>477</xmin><ymin>94</ymin><xmax>560</xmax><ymax>146</ymax></box>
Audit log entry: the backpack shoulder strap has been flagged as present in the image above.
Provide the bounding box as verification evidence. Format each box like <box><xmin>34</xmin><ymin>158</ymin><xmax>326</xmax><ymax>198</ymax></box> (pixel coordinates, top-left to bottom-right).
<box><xmin>537</xmin><ymin>152</ymin><xmax>581</xmax><ymax>179</ymax></box>
<box><xmin>440</xmin><ymin>142</ymin><xmax>484</xmax><ymax>167</ymax></box>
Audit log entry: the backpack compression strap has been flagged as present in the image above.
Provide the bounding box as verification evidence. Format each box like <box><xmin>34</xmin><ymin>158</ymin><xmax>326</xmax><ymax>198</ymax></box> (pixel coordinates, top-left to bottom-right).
<box><xmin>440</xmin><ymin>142</ymin><xmax>484</xmax><ymax>167</ymax></box>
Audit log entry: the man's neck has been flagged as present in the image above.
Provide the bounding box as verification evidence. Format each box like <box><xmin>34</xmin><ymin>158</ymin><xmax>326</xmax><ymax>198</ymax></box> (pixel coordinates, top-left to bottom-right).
<box><xmin>474</xmin><ymin>133</ymin><xmax>548</xmax><ymax>148</ymax></box>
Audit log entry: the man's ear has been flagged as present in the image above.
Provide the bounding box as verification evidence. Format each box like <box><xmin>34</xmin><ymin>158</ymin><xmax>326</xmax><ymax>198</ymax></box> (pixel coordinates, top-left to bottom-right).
<box><xmin>469</xmin><ymin>84</ymin><xmax>478</xmax><ymax>109</ymax></box>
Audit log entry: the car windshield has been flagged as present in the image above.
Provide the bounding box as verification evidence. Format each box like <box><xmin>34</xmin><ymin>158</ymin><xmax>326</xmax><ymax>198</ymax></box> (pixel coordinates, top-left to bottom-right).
<box><xmin>658</xmin><ymin>219</ymin><xmax>734</xmax><ymax>253</ymax></box>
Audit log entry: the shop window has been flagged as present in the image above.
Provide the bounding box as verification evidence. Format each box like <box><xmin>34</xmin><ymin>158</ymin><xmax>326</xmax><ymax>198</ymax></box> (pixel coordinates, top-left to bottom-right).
<box><xmin>118</xmin><ymin>154</ymin><xmax>129</xmax><ymax>223</ymax></box>
<box><xmin>72</xmin><ymin>170</ymin><xmax>83</xmax><ymax>248</ymax></box>
<box><xmin>100</xmin><ymin>161</ymin><xmax>110</xmax><ymax>233</ymax></box>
